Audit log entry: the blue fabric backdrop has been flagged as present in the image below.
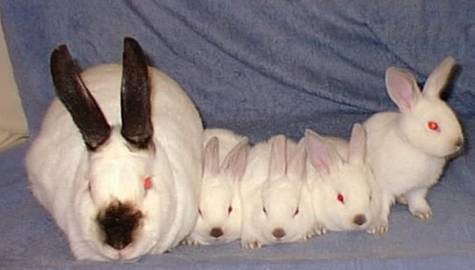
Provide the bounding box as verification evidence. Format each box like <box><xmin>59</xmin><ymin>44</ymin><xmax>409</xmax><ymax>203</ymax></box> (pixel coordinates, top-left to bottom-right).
<box><xmin>1</xmin><ymin>1</ymin><xmax>474</xmax><ymax>269</ymax></box>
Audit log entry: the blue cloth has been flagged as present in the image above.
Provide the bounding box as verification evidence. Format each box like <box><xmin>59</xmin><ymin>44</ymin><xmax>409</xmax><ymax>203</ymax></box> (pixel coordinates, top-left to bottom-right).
<box><xmin>1</xmin><ymin>0</ymin><xmax>475</xmax><ymax>269</ymax></box>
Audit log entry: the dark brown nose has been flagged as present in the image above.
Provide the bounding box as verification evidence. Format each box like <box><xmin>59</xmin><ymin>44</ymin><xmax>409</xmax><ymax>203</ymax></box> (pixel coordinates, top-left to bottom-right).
<box><xmin>97</xmin><ymin>201</ymin><xmax>143</xmax><ymax>250</ymax></box>
<box><xmin>272</xmin><ymin>228</ymin><xmax>286</xmax><ymax>239</ymax></box>
<box><xmin>455</xmin><ymin>138</ymin><xmax>464</xmax><ymax>148</ymax></box>
<box><xmin>353</xmin><ymin>214</ymin><xmax>367</xmax><ymax>226</ymax></box>
<box><xmin>210</xmin><ymin>227</ymin><xmax>224</xmax><ymax>238</ymax></box>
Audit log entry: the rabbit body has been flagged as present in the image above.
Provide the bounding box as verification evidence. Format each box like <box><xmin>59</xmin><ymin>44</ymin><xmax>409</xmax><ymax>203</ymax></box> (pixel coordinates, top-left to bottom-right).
<box><xmin>27</xmin><ymin>60</ymin><xmax>203</xmax><ymax>260</ymax></box>
<box><xmin>185</xmin><ymin>128</ymin><xmax>249</xmax><ymax>245</ymax></box>
<box><xmin>363</xmin><ymin>57</ymin><xmax>463</xmax><ymax>231</ymax></box>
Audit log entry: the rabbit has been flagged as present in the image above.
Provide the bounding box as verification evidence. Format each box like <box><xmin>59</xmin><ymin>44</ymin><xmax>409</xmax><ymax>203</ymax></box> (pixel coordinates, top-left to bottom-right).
<box><xmin>183</xmin><ymin>128</ymin><xmax>250</xmax><ymax>245</ymax></box>
<box><xmin>240</xmin><ymin>135</ymin><xmax>315</xmax><ymax>249</ymax></box>
<box><xmin>304</xmin><ymin>123</ymin><xmax>383</xmax><ymax>234</ymax></box>
<box><xmin>363</xmin><ymin>56</ymin><xmax>464</xmax><ymax>233</ymax></box>
<box><xmin>25</xmin><ymin>37</ymin><xmax>203</xmax><ymax>261</ymax></box>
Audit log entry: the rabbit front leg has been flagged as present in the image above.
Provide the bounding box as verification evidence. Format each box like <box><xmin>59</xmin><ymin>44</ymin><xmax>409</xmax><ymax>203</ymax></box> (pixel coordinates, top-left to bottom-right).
<box><xmin>367</xmin><ymin>192</ymin><xmax>391</xmax><ymax>235</ymax></box>
<box><xmin>405</xmin><ymin>187</ymin><xmax>432</xmax><ymax>220</ymax></box>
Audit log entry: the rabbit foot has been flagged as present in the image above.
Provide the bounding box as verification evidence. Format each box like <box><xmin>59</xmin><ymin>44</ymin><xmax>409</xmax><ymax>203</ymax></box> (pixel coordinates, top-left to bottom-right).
<box><xmin>242</xmin><ymin>240</ymin><xmax>262</xmax><ymax>249</ymax></box>
<box><xmin>411</xmin><ymin>209</ymin><xmax>432</xmax><ymax>221</ymax></box>
<box><xmin>182</xmin><ymin>237</ymin><xmax>200</xmax><ymax>246</ymax></box>
<box><xmin>367</xmin><ymin>222</ymin><xmax>388</xmax><ymax>236</ymax></box>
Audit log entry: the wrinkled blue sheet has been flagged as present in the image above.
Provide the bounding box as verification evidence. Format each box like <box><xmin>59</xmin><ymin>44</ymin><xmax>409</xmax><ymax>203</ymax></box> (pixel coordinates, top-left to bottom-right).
<box><xmin>1</xmin><ymin>1</ymin><xmax>474</xmax><ymax>269</ymax></box>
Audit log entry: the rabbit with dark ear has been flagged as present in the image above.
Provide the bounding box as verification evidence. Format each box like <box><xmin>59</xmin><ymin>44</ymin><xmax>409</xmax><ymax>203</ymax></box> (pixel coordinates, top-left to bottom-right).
<box><xmin>26</xmin><ymin>38</ymin><xmax>203</xmax><ymax>261</ymax></box>
<box><xmin>364</xmin><ymin>57</ymin><xmax>464</xmax><ymax>234</ymax></box>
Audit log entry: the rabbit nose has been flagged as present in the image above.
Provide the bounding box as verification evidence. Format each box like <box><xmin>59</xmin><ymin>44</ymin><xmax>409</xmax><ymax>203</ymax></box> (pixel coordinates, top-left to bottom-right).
<box><xmin>353</xmin><ymin>214</ymin><xmax>367</xmax><ymax>226</ymax></box>
<box><xmin>272</xmin><ymin>228</ymin><xmax>286</xmax><ymax>239</ymax></box>
<box><xmin>210</xmin><ymin>227</ymin><xmax>224</xmax><ymax>238</ymax></box>
<box><xmin>97</xmin><ymin>201</ymin><xmax>143</xmax><ymax>251</ymax></box>
<box><xmin>454</xmin><ymin>138</ymin><xmax>464</xmax><ymax>149</ymax></box>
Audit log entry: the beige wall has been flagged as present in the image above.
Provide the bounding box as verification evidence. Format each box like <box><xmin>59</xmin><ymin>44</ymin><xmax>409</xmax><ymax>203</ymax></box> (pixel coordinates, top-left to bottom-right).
<box><xmin>0</xmin><ymin>17</ymin><xmax>28</xmax><ymax>152</ymax></box>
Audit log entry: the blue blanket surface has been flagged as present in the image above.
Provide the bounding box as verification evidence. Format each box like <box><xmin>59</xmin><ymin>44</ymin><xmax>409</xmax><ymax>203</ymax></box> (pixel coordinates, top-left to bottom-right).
<box><xmin>1</xmin><ymin>1</ymin><xmax>475</xmax><ymax>269</ymax></box>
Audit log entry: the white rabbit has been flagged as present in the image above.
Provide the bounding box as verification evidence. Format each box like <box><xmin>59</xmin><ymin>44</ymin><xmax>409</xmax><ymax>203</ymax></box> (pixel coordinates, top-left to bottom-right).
<box><xmin>305</xmin><ymin>124</ymin><xmax>382</xmax><ymax>234</ymax></box>
<box><xmin>184</xmin><ymin>128</ymin><xmax>250</xmax><ymax>245</ymax></box>
<box><xmin>25</xmin><ymin>38</ymin><xmax>203</xmax><ymax>261</ymax></box>
<box><xmin>240</xmin><ymin>135</ymin><xmax>315</xmax><ymax>249</ymax></box>
<box><xmin>363</xmin><ymin>57</ymin><xmax>463</xmax><ymax>233</ymax></box>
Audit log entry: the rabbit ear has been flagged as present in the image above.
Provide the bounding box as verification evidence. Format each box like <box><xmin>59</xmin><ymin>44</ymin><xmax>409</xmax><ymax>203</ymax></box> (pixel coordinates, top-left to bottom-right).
<box><xmin>203</xmin><ymin>137</ymin><xmax>220</xmax><ymax>177</ymax></box>
<box><xmin>120</xmin><ymin>37</ymin><xmax>153</xmax><ymax>149</ymax></box>
<box><xmin>423</xmin><ymin>56</ymin><xmax>456</xmax><ymax>98</ymax></box>
<box><xmin>287</xmin><ymin>138</ymin><xmax>307</xmax><ymax>181</ymax></box>
<box><xmin>269</xmin><ymin>135</ymin><xmax>287</xmax><ymax>179</ymax></box>
<box><xmin>348</xmin><ymin>123</ymin><xmax>366</xmax><ymax>164</ymax></box>
<box><xmin>385</xmin><ymin>67</ymin><xmax>421</xmax><ymax>113</ymax></box>
<box><xmin>305</xmin><ymin>129</ymin><xmax>342</xmax><ymax>175</ymax></box>
<box><xmin>220</xmin><ymin>139</ymin><xmax>250</xmax><ymax>181</ymax></box>
<box><xmin>50</xmin><ymin>45</ymin><xmax>111</xmax><ymax>151</ymax></box>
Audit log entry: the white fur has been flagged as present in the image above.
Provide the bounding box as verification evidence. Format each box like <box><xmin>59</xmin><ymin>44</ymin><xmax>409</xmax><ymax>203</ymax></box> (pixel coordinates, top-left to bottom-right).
<box><xmin>305</xmin><ymin>124</ymin><xmax>382</xmax><ymax>234</ymax></box>
<box><xmin>26</xmin><ymin>64</ymin><xmax>203</xmax><ymax>260</ymax></box>
<box><xmin>364</xmin><ymin>57</ymin><xmax>463</xmax><ymax>231</ymax></box>
<box><xmin>240</xmin><ymin>135</ymin><xmax>315</xmax><ymax>249</ymax></box>
<box><xmin>184</xmin><ymin>128</ymin><xmax>249</xmax><ymax>245</ymax></box>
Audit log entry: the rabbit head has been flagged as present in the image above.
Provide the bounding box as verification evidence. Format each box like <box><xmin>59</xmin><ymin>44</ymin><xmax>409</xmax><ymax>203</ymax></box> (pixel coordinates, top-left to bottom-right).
<box><xmin>192</xmin><ymin>137</ymin><xmax>249</xmax><ymax>245</ymax></box>
<box><xmin>386</xmin><ymin>57</ymin><xmax>463</xmax><ymax>157</ymax></box>
<box><xmin>305</xmin><ymin>124</ymin><xmax>378</xmax><ymax>231</ymax></box>
<box><xmin>51</xmin><ymin>38</ymin><xmax>167</xmax><ymax>260</ymax></box>
<box><xmin>259</xmin><ymin>135</ymin><xmax>310</xmax><ymax>243</ymax></box>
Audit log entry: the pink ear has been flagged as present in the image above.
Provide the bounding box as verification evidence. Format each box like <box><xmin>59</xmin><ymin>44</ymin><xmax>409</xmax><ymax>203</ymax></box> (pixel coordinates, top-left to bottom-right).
<box><xmin>423</xmin><ymin>56</ymin><xmax>456</xmax><ymax>97</ymax></box>
<box><xmin>304</xmin><ymin>129</ymin><xmax>341</xmax><ymax>175</ymax></box>
<box><xmin>269</xmin><ymin>135</ymin><xmax>287</xmax><ymax>178</ymax></box>
<box><xmin>385</xmin><ymin>67</ymin><xmax>421</xmax><ymax>112</ymax></box>
<box><xmin>348</xmin><ymin>123</ymin><xmax>366</xmax><ymax>164</ymax></box>
<box><xmin>203</xmin><ymin>137</ymin><xmax>220</xmax><ymax>177</ymax></box>
<box><xmin>221</xmin><ymin>139</ymin><xmax>250</xmax><ymax>181</ymax></box>
<box><xmin>287</xmin><ymin>138</ymin><xmax>307</xmax><ymax>181</ymax></box>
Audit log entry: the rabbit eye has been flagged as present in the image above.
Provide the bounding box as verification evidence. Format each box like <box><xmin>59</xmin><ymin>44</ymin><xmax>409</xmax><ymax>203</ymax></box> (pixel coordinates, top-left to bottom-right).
<box><xmin>262</xmin><ymin>207</ymin><xmax>267</xmax><ymax>215</ymax></box>
<box><xmin>87</xmin><ymin>182</ymin><xmax>92</xmax><ymax>192</ymax></box>
<box><xmin>198</xmin><ymin>208</ymin><xmax>203</xmax><ymax>216</ymax></box>
<box><xmin>427</xmin><ymin>121</ymin><xmax>440</xmax><ymax>132</ymax></box>
<box><xmin>144</xmin><ymin>177</ymin><xmax>153</xmax><ymax>190</ymax></box>
<box><xmin>293</xmin><ymin>208</ymin><xmax>300</xmax><ymax>217</ymax></box>
<box><xmin>337</xmin><ymin>193</ymin><xmax>345</xmax><ymax>204</ymax></box>
<box><xmin>228</xmin><ymin>205</ymin><xmax>233</xmax><ymax>214</ymax></box>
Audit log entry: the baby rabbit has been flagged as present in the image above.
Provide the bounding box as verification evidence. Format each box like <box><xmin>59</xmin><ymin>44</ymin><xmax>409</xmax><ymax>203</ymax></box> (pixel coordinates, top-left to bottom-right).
<box><xmin>364</xmin><ymin>57</ymin><xmax>463</xmax><ymax>233</ymax></box>
<box><xmin>240</xmin><ymin>135</ymin><xmax>315</xmax><ymax>249</ymax></box>
<box><xmin>305</xmin><ymin>124</ymin><xmax>382</xmax><ymax>234</ymax></box>
<box><xmin>184</xmin><ymin>128</ymin><xmax>250</xmax><ymax>245</ymax></box>
<box><xmin>26</xmin><ymin>38</ymin><xmax>203</xmax><ymax>261</ymax></box>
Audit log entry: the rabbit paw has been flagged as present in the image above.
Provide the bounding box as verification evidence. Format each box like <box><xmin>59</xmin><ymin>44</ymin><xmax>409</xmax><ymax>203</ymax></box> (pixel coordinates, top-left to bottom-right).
<box><xmin>367</xmin><ymin>222</ymin><xmax>388</xmax><ymax>236</ymax></box>
<box><xmin>313</xmin><ymin>223</ymin><xmax>327</xmax><ymax>236</ymax></box>
<box><xmin>182</xmin><ymin>237</ymin><xmax>200</xmax><ymax>246</ymax></box>
<box><xmin>411</xmin><ymin>209</ymin><xmax>432</xmax><ymax>221</ymax></box>
<box><xmin>409</xmin><ymin>201</ymin><xmax>432</xmax><ymax>221</ymax></box>
<box><xmin>241</xmin><ymin>240</ymin><xmax>262</xmax><ymax>249</ymax></box>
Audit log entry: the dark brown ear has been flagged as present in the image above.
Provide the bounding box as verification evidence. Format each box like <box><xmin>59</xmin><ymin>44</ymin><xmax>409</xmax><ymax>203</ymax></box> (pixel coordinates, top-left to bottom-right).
<box><xmin>120</xmin><ymin>37</ymin><xmax>153</xmax><ymax>149</ymax></box>
<box><xmin>50</xmin><ymin>45</ymin><xmax>111</xmax><ymax>151</ymax></box>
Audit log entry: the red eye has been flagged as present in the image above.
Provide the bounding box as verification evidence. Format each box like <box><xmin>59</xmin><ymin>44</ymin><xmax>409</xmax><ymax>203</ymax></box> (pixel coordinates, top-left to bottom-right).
<box><xmin>144</xmin><ymin>177</ymin><xmax>153</xmax><ymax>190</ymax></box>
<box><xmin>293</xmin><ymin>208</ymin><xmax>299</xmax><ymax>217</ymax></box>
<box><xmin>228</xmin><ymin>206</ymin><xmax>233</xmax><ymax>214</ymax></box>
<box><xmin>337</xmin><ymin>193</ymin><xmax>345</xmax><ymax>204</ymax></box>
<box><xmin>428</xmin><ymin>121</ymin><xmax>440</xmax><ymax>132</ymax></box>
